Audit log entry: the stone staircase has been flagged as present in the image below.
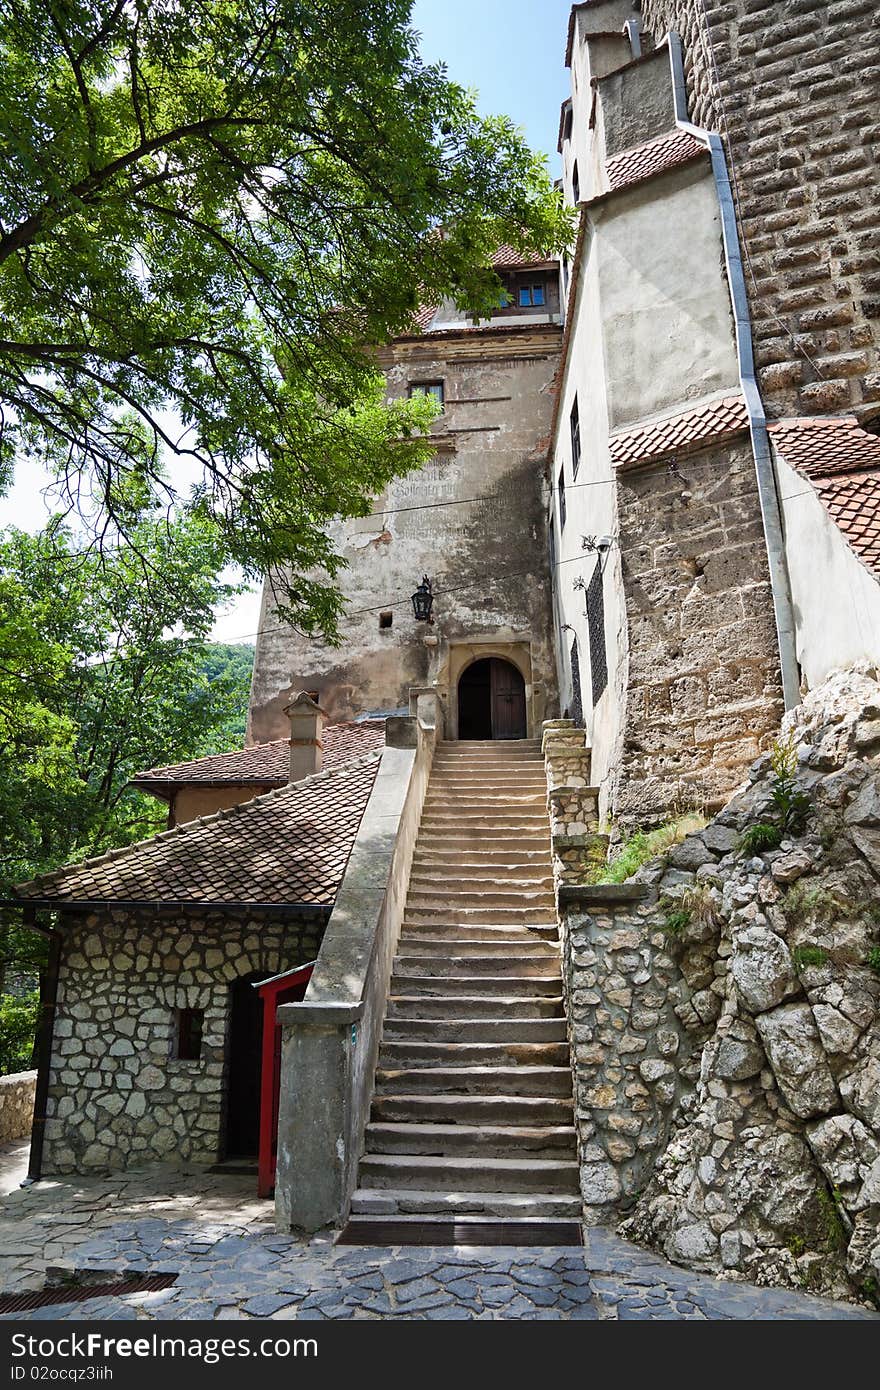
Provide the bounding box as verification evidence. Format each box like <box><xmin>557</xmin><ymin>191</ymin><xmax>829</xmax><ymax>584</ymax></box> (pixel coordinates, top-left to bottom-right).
<box><xmin>340</xmin><ymin>739</ymin><xmax>582</xmax><ymax>1246</ymax></box>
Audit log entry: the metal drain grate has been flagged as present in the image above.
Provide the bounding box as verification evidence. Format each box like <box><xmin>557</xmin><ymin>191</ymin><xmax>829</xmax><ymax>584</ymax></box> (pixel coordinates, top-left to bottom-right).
<box><xmin>0</xmin><ymin>1272</ymin><xmax>177</xmax><ymax>1314</ymax></box>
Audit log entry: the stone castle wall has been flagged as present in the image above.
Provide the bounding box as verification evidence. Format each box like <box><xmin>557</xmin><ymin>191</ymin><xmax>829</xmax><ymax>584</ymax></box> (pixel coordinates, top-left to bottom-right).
<box><xmin>613</xmin><ymin>437</ymin><xmax>784</xmax><ymax>829</ymax></box>
<box><xmin>44</xmin><ymin>908</ymin><xmax>325</xmax><ymax>1174</ymax></box>
<box><xmin>558</xmin><ymin>667</ymin><xmax>880</xmax><ymax>1304</ymax></box>
<box><xmin>638</xmin><ymin>0</ymin><xmax>880</xmax><ymax>420</ymax></box>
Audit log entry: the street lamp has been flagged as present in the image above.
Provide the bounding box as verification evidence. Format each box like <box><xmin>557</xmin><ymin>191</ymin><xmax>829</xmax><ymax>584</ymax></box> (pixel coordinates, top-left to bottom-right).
<box><xmin>411</xmin><ymin>575</ymin><xmax>435</xmax><ymax>624</ymax></box>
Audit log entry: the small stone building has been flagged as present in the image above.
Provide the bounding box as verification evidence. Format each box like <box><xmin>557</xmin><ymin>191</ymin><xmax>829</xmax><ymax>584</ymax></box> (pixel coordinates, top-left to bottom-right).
<box><xmin>13</xmin><ymin>713</ymin><xmax>382</xmax><ymax>1175</ymax></box>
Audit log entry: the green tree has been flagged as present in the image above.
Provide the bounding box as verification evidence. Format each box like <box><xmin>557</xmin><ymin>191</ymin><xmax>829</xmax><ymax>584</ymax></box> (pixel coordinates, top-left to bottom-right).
<box><xmin>0</xmin><ymin>503</ymin><xmax>251</xmax><ymax>909</ymax></box>
<box><xmin>0</xmin><ymin>0</ymin><xmax>571</xmax><ymax>634</ymax></box>
<box><xmin>195</xmin><ymin>644</ymin><xmax>255</xmax><ymax>748</ymax></box>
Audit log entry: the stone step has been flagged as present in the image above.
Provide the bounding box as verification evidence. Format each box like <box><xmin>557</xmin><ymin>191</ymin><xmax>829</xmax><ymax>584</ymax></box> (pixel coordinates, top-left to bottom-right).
<box><xmin>420</xmin><ymin>810</ymin><xmax>549</xmax><ymax>825</ymax></box>
<box><xmin>404</xmin><ymin>907</ymin><xmax>556</xmax><ymax>927</ymax></box>
<box><xmin>412</xmin><ymin>849</ymin><xmax>552</xmax><ymax>866</ymax></box>
<box><xmin>423</xmin><ymin>785</ymin><xmax>547</xmax><ymax>801</ymax></box>
<box><xmin>411</xmin><ymin>836</ymin><xmax>550</xmax><ymax>855</ymax></box>
<box><xmin>382</xmin><ymin>1016</ymin><xmax>568</xmax><ymax>1043</ymax></box>
<box><xmin>387</xmin><ymin>993</ymin><xmax>564</xmax><ymax>1020</ymax></box>
<box><xmin>395</xmin><ymin>936</ymin><xmax>559</xmax><ymax>957</ymax></box>
<box><xmin>370</xmin><ymin>1092</ymin><xmax>574</xmax><ymax>1125</ymax></box>
<box><xmin>374</xmin><ymin>1065</ymin><xmax>573</xmax><ymax>1097</ymax></box>
<box><xmin>337</xmin><ymin>1214</ymin><xmax>582</xmax><ymax>1247</ymax></box>
<box><xmin>364</xmin><ymin>1122</ymin><xmax>578</xmax><ymax>1158</ymax></box>
<box><xmin>405</xmin><ymin>891</ymin><xmax>555</xmax><ymax>912</ymax></box>
<box><xmin>393</xmin><ymin>955</ymin><xmax>560</xmax><ymax>980</ymax></box>
<box><xmin>407</xmin><ymin>878</ymin><xmax>555</xmax><ymax>898</ymax></box>
<box><xmin>399</xmin><ymin>923</ymin><xmax>558</xmax><ymax>944</ymax></box>
<box><xmin>357</xmin><ymin>1154</ymin><xmax>580</xmax><ymax>1194</ymax></box>
<box><xmin>378</xmin><ymin>1041</ymin><xmax>569</xmax><ymax>1068</ymax></box>
<box><xmin>348</xmin><ymin>1189</ymin><xmax>582</xmax><ymax>1218</ymax></box>
<box><xmin>388</xmin><ymin>973</ymin><xmax>560</xmax><ymax>997</ymax></box>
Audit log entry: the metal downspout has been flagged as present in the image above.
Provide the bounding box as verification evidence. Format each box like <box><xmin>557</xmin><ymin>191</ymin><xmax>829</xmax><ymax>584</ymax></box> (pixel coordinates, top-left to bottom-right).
<box><xmin>667</xmin><ymin>31</ymin><xmax>801</xmax><ymax>710</ymax></box>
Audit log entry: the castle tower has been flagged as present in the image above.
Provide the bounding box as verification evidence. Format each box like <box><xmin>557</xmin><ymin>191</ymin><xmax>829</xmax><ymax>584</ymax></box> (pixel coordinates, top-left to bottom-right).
<box><xmin>248</xmin><ymin>251</ymin><xmax>564</xmax><ymax>745</ymax></box>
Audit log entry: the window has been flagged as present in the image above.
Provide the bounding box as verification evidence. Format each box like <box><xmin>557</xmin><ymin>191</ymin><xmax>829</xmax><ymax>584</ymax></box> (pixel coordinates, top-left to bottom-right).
<box><xmin>175</xmin><ymin>1008</ymin><xmax>204</xmax><ymax>1061</ymax></box>
<box><xmin>586</xmin><ymin>563</ymin><xmax>608</xmax><ymax>704</ymax></box>
<box><xmin>549</xmin><ymin>518</ymin><xmax>556</xmax><ymax>571</ymax></box>
<box><xmin>409</xmin><ymin>381</ymin><xmax>444</xmax><ymax>408</ymax></box>
<box><xmin>570</xmin><ymin>396</ymin><xmax>581</xmax><ymax>479</ymax></box>
<box><xmin>563</xmin><ymin>105</ymin><xmax>573</xmax><ymax>145</ymax></box>
<box><xmin>572</xmin><ymin>161</ymin><xmax>580</xmax><ymax>205</ymax></box>
<box><xmin>518</xmin><ymin>283</ymin><xmax>545</xmax><ymax>307</ymax></box>
<box><xmin>558</xmin><ymin>463</ymin><xmax>566</xmax><ymax>530</ymax></box>
<box><xmin>378</xmin><ymin>611</ymin><xmax>393</xmax><ymax>630</ymax></box>
<box><xmin>569</xmin><ymin>636</ymin><xmax>584</xmax><ymax>727</ymax></box>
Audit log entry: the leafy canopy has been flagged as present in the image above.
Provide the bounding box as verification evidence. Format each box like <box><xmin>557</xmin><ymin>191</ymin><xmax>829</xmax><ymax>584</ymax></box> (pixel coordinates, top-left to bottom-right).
<box><xmin>0</xmin><ymin>0</ymin><xmax>571</xmax><ymax>634</ymax></box>
<box><xmin>0</xmin><ymin>500</ymin><xmax>253</xmax><ymax>912</ymax></box>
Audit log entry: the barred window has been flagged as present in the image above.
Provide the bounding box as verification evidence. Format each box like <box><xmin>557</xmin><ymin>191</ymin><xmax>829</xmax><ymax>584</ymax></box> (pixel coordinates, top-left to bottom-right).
<box><xmin>558</xmin><ymin>464</ymin><xmax>566</xmax><ymax>530</ymax></box>
<box><xmin>586</xmin><ymin>563</ymin><xmax>608</xmax><ymax>704</ymax></box>
<box><xmin>570</xmin><ymin>396</ymin><xmax>581</xmax><ymax>478</ymax></box>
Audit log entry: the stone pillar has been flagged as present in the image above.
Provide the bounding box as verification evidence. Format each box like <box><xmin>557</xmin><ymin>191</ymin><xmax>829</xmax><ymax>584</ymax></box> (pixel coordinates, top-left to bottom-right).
<box><xmin>284</xmin><ymin>692</ymin><xmax>327</xmax><ymax>782</ymax></box>
<box><xmin>274</xmin><ymin>1000</ymin><xmax>363</xmax><ymax>1232</ymax></box>
<box><xmin>541</xmin><ymin>719</ymin><xmax>608</xmax><ymax>892</ymax></box>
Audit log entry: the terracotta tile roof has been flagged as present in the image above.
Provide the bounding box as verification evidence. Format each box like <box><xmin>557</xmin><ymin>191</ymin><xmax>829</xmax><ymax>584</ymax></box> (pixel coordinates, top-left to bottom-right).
<box><xmin>769</xmin><ymin>417</ymin><xmax>880</xmax><ymax>577</ymax></box>
<box><xmin>490</xmin><ymin>245</ymin><xmax>557</xmax><ymax>271</ymax></box>
<box><xmin>606</xmin><ymin>129</ymin><xmax>706</xmax><ymax>195</ymax></box>
<box><xmin>411</xmin><ymin>303</ymin><xmax>438</xmax><ymax>332</ymax></box>
<box><xmin>131</xmin><ymin>720</ymin><xmax>385</xmax><ymax>791</ymax></box>
<box><xmin>15</xmin><ymin>755</ymin><xmax>381</xmax><ymax>908</ymax></box>
<box><xmin>609</xmin><ymin>394</ymin><xmax>749</xmax><ymax>468</ymax></box>
<box><xmin>809</xmin><ymin>472</ymin><xmax>880</xmax><ymax>573</ymax></box>
<box><xmin>767</xmin><ymin>417</ymin><xmax>880</xmax><ymax>479</ymax></box>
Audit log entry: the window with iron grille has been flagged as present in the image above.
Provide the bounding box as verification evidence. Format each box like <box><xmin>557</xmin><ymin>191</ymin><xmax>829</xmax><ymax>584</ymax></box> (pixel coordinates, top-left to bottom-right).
<box><xmin>586</xmin><ymin>563</ymin><xmax>608</xmax><ymax>704</ymax></box>
<box><xmin>558</xmin><ymin>464</ymin><xmax>566</xmax><ymax>530</ymax></box>
<box><xmin>570</xmin><ymin>396</ymin><xmax>581</xmax><ymax>478</ymax></box>
<box><xmin>569</xmin><ymin>636</ymin><xmax>584</xmax><ymax>727</ymax></box>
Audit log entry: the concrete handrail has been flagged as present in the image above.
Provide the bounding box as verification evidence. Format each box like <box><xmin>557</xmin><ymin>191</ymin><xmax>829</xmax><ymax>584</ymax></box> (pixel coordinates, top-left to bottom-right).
<box><xmin>274</xmin><ymin>699</ymin><xmax>440</xmax><ymax>1231</ymax></box>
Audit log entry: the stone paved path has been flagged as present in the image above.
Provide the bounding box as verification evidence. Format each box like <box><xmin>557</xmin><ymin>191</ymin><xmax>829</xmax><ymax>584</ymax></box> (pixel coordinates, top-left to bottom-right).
<box><xmin>0</xmin><ymin>1170</ymin><xmax>875</xmax><ymax>1321</ymax></box>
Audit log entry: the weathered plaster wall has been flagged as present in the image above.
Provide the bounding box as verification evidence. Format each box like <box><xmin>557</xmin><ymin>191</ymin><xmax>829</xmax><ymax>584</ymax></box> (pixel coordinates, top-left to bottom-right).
<box><xmin>614</xmin><ymin>439</ymin><xmax>783</xmax><ymax>828</ymax></box>
<box><xmin>249</xmin><ymin>329</ymin><xmax>561</xmax><ymax>743</ymax></box>
<box><xmin>0</xmin><ymin>1071</ymin><xmax>35</xmax><ymax>1144</ymax></box>
<box><xmin>170</xmin><ymin>784</ymin><xmax>270</xmax><ymax>827</ymax></box>
<box><xmin>638</xmin><ymin>0</ymin><xmax>880</xmax><ymax>420</ymax></box>
<box><xmin>595</xmin><ymin>164</ymin><xmax>740</xmax><ymax>430</ymax></box>
<box><xmin>777</xmin><ymin>454</ymin><xmax>880</xmax><ymax>689</ymax></box>
<box><xmin>44</xmin><ymin>908</ymin><xmax>325</xmax><ymax>1174</ymax></box>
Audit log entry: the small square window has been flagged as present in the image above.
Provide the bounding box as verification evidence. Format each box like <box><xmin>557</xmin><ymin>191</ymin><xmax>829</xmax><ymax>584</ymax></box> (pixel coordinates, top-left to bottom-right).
<box><xmin>175</xmin><ymin>1008</ymin><xmax>204</xmax><ymax>1061</ymax></box>
<box><xmin>518</xmin><ymin>286</ymin><xmax>531</xmax><ymax>307</ymax></box>
<box><xmin>409</xmin><ymin>381</ymin><xmax>444</xmax><ymax>408</ymax></box>
<box><xmin>378</xmin><ymin>611</ymin><xmax>393</xmax><ymax>630</ymax></box>
<box><xmin>532</xmin><ymin>284</ymin><xmax>545</xmax><ymax>306</ymax></box>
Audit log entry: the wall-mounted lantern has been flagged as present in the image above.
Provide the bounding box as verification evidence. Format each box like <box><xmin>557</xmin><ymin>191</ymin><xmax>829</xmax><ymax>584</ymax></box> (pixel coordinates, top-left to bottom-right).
<box><xmin>411</xmin><ymin>575</ymin><xmax>435</xmax><ymax>624</ymax></box>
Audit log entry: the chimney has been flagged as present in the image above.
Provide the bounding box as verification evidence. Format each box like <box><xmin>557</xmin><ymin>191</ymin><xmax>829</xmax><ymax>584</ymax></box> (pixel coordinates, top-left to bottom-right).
<box><xmin>284</xmin><ymin>692</ymin><xmax>327</xmax><ymax>782</ymax></box>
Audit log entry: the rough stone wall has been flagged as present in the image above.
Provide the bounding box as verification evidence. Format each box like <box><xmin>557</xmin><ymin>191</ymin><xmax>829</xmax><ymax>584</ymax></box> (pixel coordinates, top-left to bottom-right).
<box><xmin>613</xmin><ymin>438</ymin><xmax>784</xmax><ymax>829</ymax></box>
<box><xmin>542</xmin><ymin>719</ymin><xmax>607</xmax><ymax>889</ymax></box>
<box><xmin>562</xmin><ymin>666</ymin><xmax>880</xmax><ymax>1304</ymax></box>
<box><xmin>44</xmin><ymin>908</ymin><xmax>325</xmax><ymax>1174</ymax></box>
<box><xmin>638</xmin><ymin>0</ymin><xmax>880</xmax><ymax>420</ymax></box>
<box><xmin>0</xmin><ymin>1071</ymin><xmax>35</xmax><ymax>1143</ymax></box>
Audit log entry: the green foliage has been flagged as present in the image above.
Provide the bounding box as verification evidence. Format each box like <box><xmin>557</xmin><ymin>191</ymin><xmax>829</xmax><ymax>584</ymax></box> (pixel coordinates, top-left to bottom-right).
<box><xmin>0</xmin><ymin>0</ymin><xmax>572</xmax><ymax>636</ymax></box>
<box><xmin>661</xmin><ymin>884</ymin><xmax>720</xmax><ymax>938</ymax></box>
<box><xmin>593</xmin><ymin>815</ymin><xmax>706</xmax><ymax>884</ymax></box>
<box><xmin>194</xmin><ymin>644</ymin><xmax>254</xmax><ymax>750</ymax></box>
<box><xmin>663</xmin><ymin>907</ymin><xmax>692</xmax><ymax>937</ymax></box>
<box><xmin>783</xmin><ymin>883</ymin><xmax>844</xmax><ymax>927</ymax></box>
<box><xmin>768</xmin><ymin>735</ymin><xmax>811</xmax><ymax>834</ymax></box>
<box><xmin>0</xmin><ymin>504</ymin><xmax>252</xmax><ymax>913</ymax></box>
<box><xmin>738</xmin><ymin>822</ymin><xmax>784</xmax><ymax>856</ymax></box>
<box><xmin>791</xmin><ymin>945</ymin><xmax>828</xmax><ymax>970</ymax></box>
<box><xmin>816</xmin><ymin>1185</ymin><xmax>848</xmax><ymax>1256</ymax></box>
<box><xmin>866</xmin><ymin>946</ymin><xmax>880</xmax><ymax>976</ymax></box>
<box><xmin>0</xmin><ymin>990</ymin><xmax>39</xmax><ymax>1075</ymax></box>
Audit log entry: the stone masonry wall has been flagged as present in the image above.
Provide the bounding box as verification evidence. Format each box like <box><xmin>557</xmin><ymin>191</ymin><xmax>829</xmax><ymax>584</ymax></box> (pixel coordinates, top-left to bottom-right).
<box><xmin>44</xmin><ymin>908</ymin><xmax>325</xmax><ymax>1174</ymax></box>
<box><xmin>613</xmin><ymin>438</ymin><xmax>784</xmax><ymax>829</ymax></box>
<box><xmin>638</xmin><ymin>0</ymin><xmax>880</xmax><ymax>420</ymax></box>
<box><xmin>0</xmin><ymin>1071</ymin><xmax>35</xmax><ymax>1144</ymax></box>
<box><xmin>561</xmin><ymin>666</ymin><xmax>880</xmax><ymax>1305</ymax></box>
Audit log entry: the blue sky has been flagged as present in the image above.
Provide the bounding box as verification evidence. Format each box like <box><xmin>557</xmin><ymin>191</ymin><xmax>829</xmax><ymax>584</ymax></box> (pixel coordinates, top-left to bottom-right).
<box><xmin>411</xmin><ymin>0</ymin><xmax>573</xmax><ymax>177</ymax></box>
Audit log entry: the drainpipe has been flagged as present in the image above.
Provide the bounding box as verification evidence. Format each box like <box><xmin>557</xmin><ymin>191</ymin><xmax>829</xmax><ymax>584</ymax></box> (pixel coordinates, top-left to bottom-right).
<box><xmin>667</xmin><ymin>32</ymin><xmax>801</xmax><ymax>710</ymax></box>
<box><xmin>21</xmin><ymin>908</ymin><xmax>61</xmax><ymax>1184</ymax></box>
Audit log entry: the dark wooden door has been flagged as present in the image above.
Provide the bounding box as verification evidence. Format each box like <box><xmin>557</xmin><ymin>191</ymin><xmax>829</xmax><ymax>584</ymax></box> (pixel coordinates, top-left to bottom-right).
<box><xmin>490</xmin><ymin>659</ymin><xmax>527</xmax><ymax>740</ymax></box>
<box><xmin>225</xmin><ymin>973</ymin><xmax>264</xmax><ymax>1157</ymax></box>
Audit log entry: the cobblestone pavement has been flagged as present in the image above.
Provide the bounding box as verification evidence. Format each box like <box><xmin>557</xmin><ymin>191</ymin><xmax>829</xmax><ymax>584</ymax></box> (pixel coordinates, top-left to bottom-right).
<box><xmin>0</xmin><ymin>1168</ymin><xmax>875</xmax><ymax>1321</ymax></box>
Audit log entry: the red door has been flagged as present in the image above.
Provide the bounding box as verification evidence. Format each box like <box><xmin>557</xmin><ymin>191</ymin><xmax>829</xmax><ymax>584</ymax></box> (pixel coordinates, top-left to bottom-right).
<box><xmin>256</xmin><ymin>964</ymin><xmax>314</xmax><ymax>1198</ymax></box>
<box><xmin>490</xmin><ymin>659</ymin><xmax>527</xmax><ymax>739</ymax></box>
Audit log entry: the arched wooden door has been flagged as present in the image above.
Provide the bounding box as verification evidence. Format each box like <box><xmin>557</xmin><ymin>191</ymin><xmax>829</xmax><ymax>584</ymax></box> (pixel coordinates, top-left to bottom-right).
<box><xmin>458</xmin><ymin>658</ymin><xmax>527</xmax><ymax>740</ymax></box>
